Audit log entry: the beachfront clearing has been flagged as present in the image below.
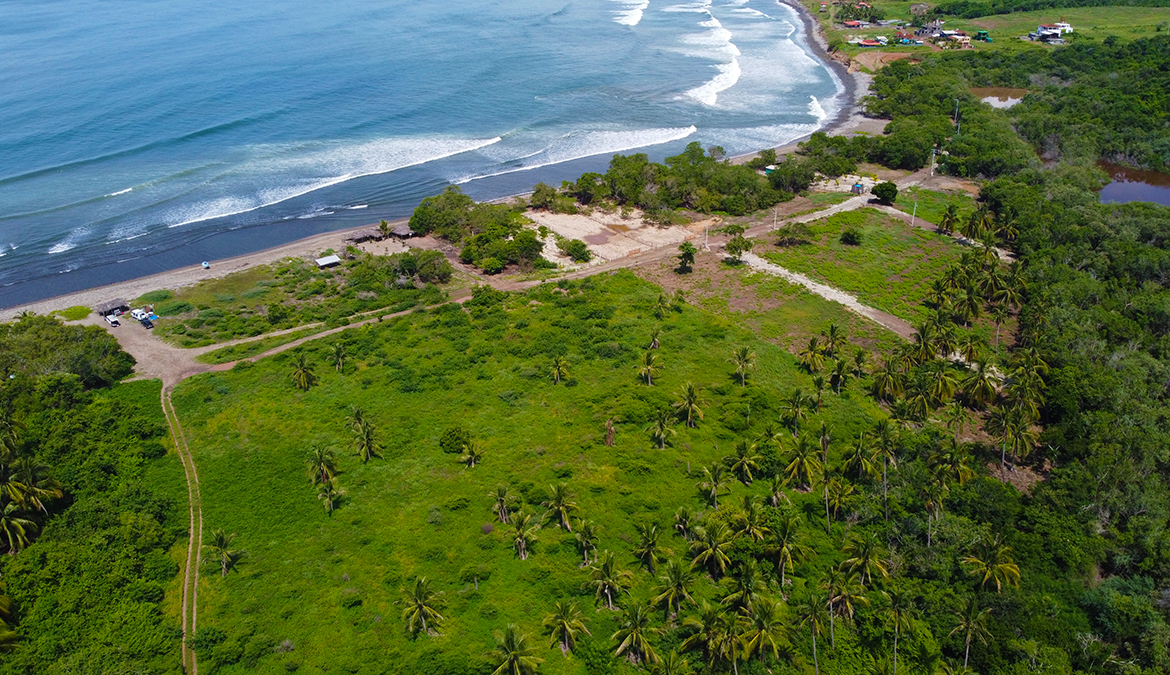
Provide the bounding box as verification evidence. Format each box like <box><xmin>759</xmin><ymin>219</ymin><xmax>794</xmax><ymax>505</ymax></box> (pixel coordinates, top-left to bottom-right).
<box><xmin>173</xmin><ymin>271</ymin><xmax>885</xmax><ymax>674</ymax></box>
<box><xmin>526</xmin><ymin>210</ymin><xmax>710</xmax><ymax>267</ymax></box>
<box><xmin>764</xmin><ymin>207</ymin><xmax>963</xmax><ymax>324</ymax></box>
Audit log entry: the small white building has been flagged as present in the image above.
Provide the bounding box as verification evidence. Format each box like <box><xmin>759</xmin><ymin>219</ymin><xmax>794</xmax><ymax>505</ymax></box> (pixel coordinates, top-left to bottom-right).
<box><xmin>315</xmin><ymin>254</ymin><xmax>341</xmax><ymax>269</ymax></box>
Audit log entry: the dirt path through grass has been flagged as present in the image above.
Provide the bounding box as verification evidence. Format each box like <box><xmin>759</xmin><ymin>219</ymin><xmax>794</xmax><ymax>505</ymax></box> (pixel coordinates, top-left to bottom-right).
<box><xmin>162</xmin><ymin>387</ymin><xmax>202</xmax><ymax>675</ymax></box>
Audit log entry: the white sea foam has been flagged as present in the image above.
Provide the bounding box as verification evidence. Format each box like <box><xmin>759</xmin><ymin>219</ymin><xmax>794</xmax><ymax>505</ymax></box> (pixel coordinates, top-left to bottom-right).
<box><xmin>685</xmin><ymin>59</ymin><xmax>742</xmax><ymax>105</ymax></box>
<box><xmin>107</xmin><ymin>187</ymin><xmax>133</xmax><ymax>197</ymax></box>
<box><xmin>610</xmin><ymin>0</ymin><xmax>649</xmax><ymax>25</ymax></box>
<box><xmin>347</xmin><ymin>204</ymin><xmax>368</xmax><ymax>209</ymax></box>
<box><xmin>454</xmin><ymin>126</ymin><xmax>698</xmax><ymax>184</ymax></box>
<box><xmin>680</xmin><ymin>13</ymin><xmax>742</xmax><ymax>105</ymax></box>
<box><xmin>164</xmin><ymin>136</ymin><xmax>501</xmax><ymax>228</ymax></box>
<box><xmin>808</xmin><ymin>95</ymin><xmax>828</xmax><ymax>122</ymax></box>
<box><xmin>663</xmin><ymin>2</ymin><xmax>711</xmax><ymax>12</ymax></box>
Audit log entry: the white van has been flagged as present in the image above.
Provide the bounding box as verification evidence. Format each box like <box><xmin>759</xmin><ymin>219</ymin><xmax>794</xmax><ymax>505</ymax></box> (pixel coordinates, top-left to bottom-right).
<box><xmin>130</xmin><ymin>309</ymin><xmax>148</xmax><ymax>321</ymax></box>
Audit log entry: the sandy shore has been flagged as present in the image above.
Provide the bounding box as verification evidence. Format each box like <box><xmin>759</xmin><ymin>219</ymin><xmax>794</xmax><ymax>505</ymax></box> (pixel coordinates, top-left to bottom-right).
<box><xmin>11</xmin><ymin>2</ymin><xmax>873</xmax><ymax>321</ymax></box>
<box><xmin>5</xmin><ymin>219</ymin><xmax>407</xmax><ymax>319</ymax></box>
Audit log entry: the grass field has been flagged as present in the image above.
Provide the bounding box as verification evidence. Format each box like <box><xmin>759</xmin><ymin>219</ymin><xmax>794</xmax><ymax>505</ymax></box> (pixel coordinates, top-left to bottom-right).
<box><xmin>173</xmin><ymin>271</ymin><xmax>889</xmax><ymax>674</ymax></box>
<box><xmin>763</xmin><ymin>208</ymin><xmax>962</xmax><ymax>324</ymax></box>
<box><xmin>895</xmin><ymin>187</ymin><xmax>979</xmax><ymax>227</ymax></box>
<box><xmin>195</xmin><ymin>326</ymin><xmax>331</xmax><ymax>365</ymax></box>
<box><xmin>963</xmin><ymin>7</ymin><xmax>1170</xmax><ymax>41</ymax></box>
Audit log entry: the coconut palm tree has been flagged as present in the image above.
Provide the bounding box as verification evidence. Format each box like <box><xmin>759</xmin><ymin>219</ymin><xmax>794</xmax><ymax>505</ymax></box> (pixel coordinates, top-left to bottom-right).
<box><xmin>841</xmin><ymin>533</ymin><xmax>889</xmax><ymax>587</ymax></box>
<box><xmin>784</xmin><ymin>436</ymin><xmax>822</xmax><ymax>490</ymax></box>
<box><xmin>633</xmin><ymin>522</ymin><xmax>672</xmax><ymax>573</ymax></box>
<box><xmin>873</xmin><ymin>419</ymin><xmax>899</xmax><ymax>522</ymax></box>
<box><xmin>673</xmin><ymin>383</ymin><xmax>706</xmax><ymax>428</ymax></box>
<box><xmin>938</xmin><ymin>204</ymin><xmax>960</xmax><ymax>235</ymax></box>
<box><xmin>698</xmin><ymin>462</ymin><xmax>730</xmax><ymax>508</ymax></box>
<box><xmin>542</xmin><ymin>483</ymin><xmax>578</xmax><ymax>531</ymax></box>
<box><xmin>318</xmin><ymin>478</ymin><xmax>343</xmax><ymax>514</ymax></box>
<box><xmin>729</xmin><ymin>347</ymin><xmax>755</xmax><ymax>387</ymax></box>
<box><xmin>690</xmin><ymin>521</ymin><xmax>732</xmax><ymax>579</ymax></box>
<box><xmin>727</xmin><ymin>440</ymin><xmax>762</xmax><ymax>485</ymax></box>
<box><xmin>5</xmin><ymin>456</ymin><xmax>62</xmax><ymax>514</ymax></box>
<box><xmin>961</xmin><ymin>361</ymin><xmax>999</xmax><ymax>410</ymax></box>
<box><xmin>575</xmin><ymin>520</ymin><xmax>600</xmax><ymax>566</ymax></box>
<box><xmin>799</xmin><ymin>338</ymin><xmax>827</xmax><ymax>373</ymax></box>
<box><xmin>811</xmin><ymin>375</ymin><xmax>827</xmax><ymax>412</ymax></box>
<box><xmin>290</xmin><ymin>353</ymin><xmax>317</xmax><ymax>391</ymax></box>
<box><xmin>929</xmin><ymin>439</ymin><xmax>975</xmax><ymax>486</ymax></box>
<box><xmin>769</xmin><ymin>515</ymin><xmax>810</xmax><ymax>588</ymax></box>
<box><xmin>328</xmin><ymin>341</ymin><xmax>348</xmax><ymax>372</ymax></box>
<box><xmin>989</xmin><ymin>303</ymin><xmax>1010</xmax><ymax>348</ymax></box>
<box><xmin>652</xmin><ymin>559</ymin><xmax>696</xmax><ymax>618</ymax></box>
<box><xmin>305</xmin><ymin>445</ymin><xmax>338</xmax><ymax>486</ymax></box>
<box><xmin>871</xmin><ymin>357</ymin><xmax>905</xmax><ymax>402</ymax></box>
<box><xmin>962</xmin><ymin>535</ymin><xmax>1021</xmax><ymax>593</ymax></box>
<box><xmin>352</xmin><ymin>422</ymin><xmax>383</xmax><ymax>463</ymax></box>
<box><xmin>492</xmin><ymin>624</ymin><xmax>543</xmax><ymax>675</ymax></box>
<box><xmin>825</xmin><ymin>478</ymin><xmax>855</xmax><ymax>523</ymax></box>
<box><xmin>491</xmin><ymin>485</ymin><xmax>515</xmax><ymax>525</ymax></box>
<box><xmin>459</xmin><ymin>440</ymin><xmax>484</xmax><ymax>469</ymax></box>
<box><xmin>722</xmin><ymin>559</ymin><xmax>762</xmax><ymax>612</ymax></box>
<box><xmin>830</xmin><ymin>359</ymin><xmax>850</xmax><ymax>395</ymax></box>
<box><xmin>957</xmin><ymin>333</ymin><xmax>985</xmax><ymax>363</ymax></box>
<box><xmin>796</xmin><ymin>592</ymin><xmax>830</xmax><ymax>675</ymax></box>
<box><xmin>950</xmin><ymin>598</ymin><xmax>992</xmax><ymax>667</ymax></box>
<box><xmin>345</xmin><ymin>406</ymin><xmax>367</xmax><ymax>434</ymax></box>
<box><xmin>649</xmin><ymin>328</ymin><xmax>662</xmax><ymax>350</ymax></box>
<box><xmin>586</xmin><ymin>550</ymin><xmax>633</xmax><ymax>610</ymax></box>
<box><xmin>822</xmin><ymin>322</ymin><xmax>847</xmax><ymax>357</ymax></box>
<box><xmin>842</xmin><ymin>433</ymin><xmax>876</xmax><ymax>482</ymax></box>
<box><xmin>511</xmin><ymin>510</ymin><xmax>539</xmax><ymax>561</ymax></box>
<box><xmin>881</xmin><ymin>588</ymin><xmax>918</xmax><ymax>675</ymax></box>
<box><xmin>648</xmin><ymin>408</ymin><xmax>676</xmax><ymax>449</ymax></box>
<box><xmin>550</xmin><ymin>356</ymin><xmax>570</xmax><ymax>384</ymax></box>
<box><xmin>741</xmin><ymin>595</ymin><xmax>787</xmax><ymax>664</ymax></box>
<box><xmin>613</xmin><ymin>600</ymin><xmax>662</xmax><ymax>665</ymax></box>
<box><xmin>934</xmin><ymin>323</ymin><xmax>960</xmax><ymax>359</ymax></box>
<box><xmin>203</xmin><ymin>528</ymin><xmax>243</xmax><ymax>577</ymax></box>
<box><xmin>986</xmin><ymin>406</ymin><xmax>1033</xmax><ymax>479</ymax></box>
<box><xmin>655</xmin><ymin>293</ymin><xmax>673</xmax><ymax>319</ymax></box>
<box><xmin>679</xmin><ymin>601</ymin><xmax>728</xmax><ymax>668</ymax></box>
<box><xmin>544</xmin><ymin>601</ymin><xmax>590</xmax><ymax>656</ymax></box>
<box><xmin>0</xmin><ymin>502</ymin><xmax>36</xmax><ymax>555</ymax></box>
<box><xmin>851</xmin><ymin>348</ymin><xmax>869</xmax><ymax>379</ymax></box>
<box><xmin>639</xmin><ymin>351</ymin><xmax>661</xmax><ymax>385</ymax></box>
<box><xmin>822</xmin><ymin>570</ymin><xmax>869</xmax><ymax>649</ymax></box>
<box><xmin>781</xmin><ymin>389</ymin><xmax>811</xmax><ymax>438</ymax></box>
<box><xmin>400</xmin><ymin>576</ymin><xmax>444</xmax><ymax>637</ymax></box>
<box><xmin>653</xmin><ymin>650</ymin><xmax>692</xmax><ymax>675</ymax></box>
<box><xmin>673</xmin><ymin>506</ymin><xmax>695</xmax><ymax>541</ymax></box>
<box><xmin>766</xmin><ymin>474</ymin><xmax>790</xmax><ymax>507</ymax></box>
<box><xmin>732</xmin><ymin>495</ymin><xmax>770</xmax><ymax>542</ymax></box>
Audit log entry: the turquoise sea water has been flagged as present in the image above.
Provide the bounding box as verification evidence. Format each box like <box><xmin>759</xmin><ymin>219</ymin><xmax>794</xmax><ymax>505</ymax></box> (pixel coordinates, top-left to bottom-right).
<box><xmin>0</xmin><ymin>0</ymin><xmax>841</xmax><ymax>307</ymax></box>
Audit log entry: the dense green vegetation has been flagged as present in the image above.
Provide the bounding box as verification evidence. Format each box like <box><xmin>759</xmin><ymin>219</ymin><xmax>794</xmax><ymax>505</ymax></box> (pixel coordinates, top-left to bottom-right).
<box><xmin>933</xmin><ymin>0</ymin><xmax>1168</xmax><ymax>19</ymax></box>
<box><xmin>0</xmin><ymin>316</ymin><xmax>184</xmax><ymax>672</ymax></box>
<box><xmin>149</xmin><ymin>251</ymin><xmax>449</xmax><ymax>347</ymax></box>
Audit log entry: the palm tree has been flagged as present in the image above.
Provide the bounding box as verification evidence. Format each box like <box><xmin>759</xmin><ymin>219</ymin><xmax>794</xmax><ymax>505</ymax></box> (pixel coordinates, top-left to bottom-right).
<box><xmin>811</xmin><ymin>375</ymin><xmax>827</xmax><ymax>412</ymax></box>
<box><xmin>741</xmin><ymin>596</ymin><xmax>787</xmax><ymax>664</ymax></box>
<box><xmin>673</xmin><ymin>383</ymin><xmax>706</xmax><ymax>428</ymax></box>
<box><xmin>925</xmin><ymin>361</ymin><xmax>959</xmax><ymax>404</ymax></box>
<box><xmin>673</xmin><ymin>506</ymin><xmax>696</xmax><ymax>541</ymax></box>
<box><xmin>766</xmin><ymin>474</ymin><xmax>790</xmax><ymax>507</ymax></box>
<box><xmin>881</xmin><ymin>588</ymin><xmax>918</xmax><ymax>675</ymax></box>
<box><xmin>957</xmin><ymin>333</ymin><xmax>985</xmax><ymax>363</ymax></box>
<box><xmin>929</xmin><ymin>439</ymin><xmax>975</xmax><ymax>486</ymax></box>
<box><xmin>825</xmin><ymin>478</ymin><xmax>855</xmax><ymax>523</ymax></box>
<box><xmin>961</xmin><ymin>361</ymin><xmax>999</xmax><ymax>410</ymax></box>
<box><xmin>655</xmin><ymin>293</ymin><xmax>673</xmax><ymax>319</ymax></box>
<box><xmin>938</xmin><ymin>204</ymin><xmax>960</xmax><ymax>235</ymax></box>
<box><xmin>679</xmin><ymin>601</ymin><xmax>729</xmax><ymax>667</ymax></box>
<box><xmin>769</xmin><ymin>515</ymin><xmax>810</xmax><ymax>587</ymax></box>
<box><xmin>542</xmin><ymin>483</ymin><xmax>578</xmax><ymax>532</ymax></box>
<box><xmin>318</xmin><ymin>478</ymin><xmax>343</xmax><ymax>514</ymax></box>
<box><xmin>511</xmin><ymin>511</ymin><xmax>539</xmax><ymax>561</ymax></box>
<box><xmin>822</xmin><ymin>570</ymin><xmax>869</xmax><ymax>649</ymax></box>
<box><xmin>961</xmin><ymin>535</ymin><xmax>1021</xmax><ymax>592</ymax></box>
<box><xmin>6</xmin><ymin>456</ymin><xmax>62</xmax><ymax>513</ymax></box>
<box><xmin>733</xmin><ymin>495</ymin><xmax>770</xmax><ymax>542</ymax></box>
<box><xmin>0</xmin><ymin>502</ymin><xmax>36</xmax><ymax>555</ymax></box>
<box><xmin>639</xmin><ymin>351</ymin><xmax>661</xmax><ymax>385</ymax></box>
<box><xmin>345</xmin><ymin>406</ymin><xmax>367</xmax><ymax>434</ymax></box>
<box><xmin>328</xmin><ymin>341</ymin><xmax>348</xmax><ymax>372</ymax></box>
<box><xmin>698</xmin><ymin>462</ymin><xmax>730</xmax><ymax>508</ymax></box>
<box><xmin>649</xmin><ymin>328</ymin><xmax>661</xmax><ymax>350</ymax></box>
<box><xmin>689</xmin><ymin>521</ymin><xmax>732</xmax><ymax>579</ymax></box>
<box><xmin>781</xmin><ymin>388</ymin><xmax>810</xmax><ymax>437</ymax></box>
<box><xmin>305</xmin><ymin>445</ymin><xmax>338</xmax><ymax>486</ymax></box>
<box><xmin>722</xmin><ymin>560</ymin><xmax>762</xmax><ymax>611</ymax></box>
<box><xmin>203</xmin><ymin>528</ymin><xmax>243</xmax><ymax>577</ymax></box>
<box><xmin>986</xmin><ymin>406</ymin><xmax>1032</xmax><ymax>479</ymax></box>
<box><xmin>576</xmin><ymin>520</ymin><xmax>600</xmax><ymax>566</ymax></box>
<box><xmin>459</xmin><ymin>440</ymin><xmax>484</xmax><ymax>468</ymax></box>
<box><xmin>729</xmin><ymin>347</ymin><xmax>755</xmax><ymax>387</ymax></box>
<box><xmin>796</xmin><ymin>592</ymin><xmax>830</xmax><ymax>675</ymax></box>
<box><xmin>491</xmin><ymin>485</ymin><xmax>515</xmax><ymax>525</ymax></box>
<box><xmin>784</xmin><ymin>436</ymin><xmax>822</xmax><ymax>490</ymax></box>
<box><xmin>799</xmin><ymin>338</ymin><xmax>827</xmax><ymax>373</ymax></box>
<box><xmin>822</xmin><ymin>322</ymin><xmax>847</xmax><ymax>358</ymax></box>
<box><xmin>989</xmin><ymin>303</ymin><xmax>1010</xmax><ymax>348</ymax></box>
<box><xmin>652</xmin><ymin>559</ymin><xmax>695</xmax><ymax>618</ymax></box>
<box><xmin>633</xmin><ymin>522</ymin><xmax>672</xmax><ymax>573</ymax></box>
<box><xmin>727</xmin><ymin>440</ymin><xmax>762</xmax><ymax>485</ymax></box>
<box><xmin>648</xmin><ymin>408</ymin><xmax>676</xmax><ymax>449</ymax></box>
<box><xmin>612</xmin><ymin>600</ymin><xmax>661</xmax><ymax>665</ymax></box>
<box><xmin>871</xmin><ymin>357</ymin><xmax>905</xmax><ymax>402</ymax></box>
<box><xmin>543</xmin><ymin>601</ymin><xmax>590</xmax><ymax>656</ymax></box>
<box><xmin>290</xmin><ymin>352</ymin><xmax>317</xmax><ymax>391</ymax></box>
<box><xmin>653</xmin><ymin>650</ymin><xmax>693</xmax><ymax>675</ymax></box>
<box><xmin>872</xmin><ymin>419</ymin><xmax>898</xmax><ymax>522</ymax></box>
<box><xmin>950</xmin><ymin>598</ymin><xmax>992</xmax><ymax>667</ymax></box>
<box><xmin>841</xmin><ymin>533</ymin><xmax>889</xmax><ymax>587</ymax></box>
<box><xmin>492</xmin><ymin>624</ymin><xmax>543</xmax><ymax>675</ymax></box>
<box><xmin>550</xmin><ymin>356</ymin><xmax>570</xmax><ymax>384</ymax></box>
<box><xmin>586</xmin><ymin>550</ymin><xmax>633</xmax><ymax>610</ymax></box>
<box><xmin>842</xmin><ymin>434</ymin><xmax>877</xmax><ymax>482</ymax></box>
<box><xmin>830</xmin><ymin>359</ymin><xmax>850</xmax><ymax>394</ymax></box>
<box><xmin>934</xmin><ymin>323</ymin><xmax>960</xmax><ymax>360</ymax></box>
<box><xmin>352</xmin><ymin>422</ymin><xmax>383</xmax><ymax>463</ymax></box>
<box><xmin>400</xmin><ymin>576</ymin><xmax>444</xmax><ymax>636</ymax></box>
<box><xmin>851</xmin><ymin>348</ymin><xmax>869</xmax><ymax>379</ymax></box>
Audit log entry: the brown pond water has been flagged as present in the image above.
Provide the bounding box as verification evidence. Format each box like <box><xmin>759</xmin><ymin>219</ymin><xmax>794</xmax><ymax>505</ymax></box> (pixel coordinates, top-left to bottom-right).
<box><xmin>1098</xmin><ymin>162</ymin><xmax>1170</xmax><ymax>208</ymax></box>
<box><xmin>970</xmin><ymin>87</ymin><xmax>1028</xmax><ymax>109</ymax></box>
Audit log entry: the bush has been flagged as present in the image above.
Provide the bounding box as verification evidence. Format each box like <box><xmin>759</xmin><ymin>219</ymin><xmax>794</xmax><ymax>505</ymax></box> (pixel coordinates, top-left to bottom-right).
<box><xmin>479</xmin><ymin>257</ymin><xmax>505</xmax><ymax>275</ymax></box>
<box><xmin>155</xmin><ymin>300</ymin><xmax>194</xmax><ymax>316</ymax></box>
<box><xmin>840</xmin><ymin>228</ymin><xmax>863</xmax><ymax>245</ymax></box>
<box><xmin>55</xmin><ymin>306</ymin><xmax>91</xmax><ymax>321</ymax></box>
<box><xmin>439</xmin><ymin>426</ymin><xmax>471</xmax><ymax>454</ymax></box>
<box><xmin>138</xmin><ymin>290</ymin><xmax>174</xmax><ymax>303</ymax></box>
<box><xmin>872</xmin><ymin>181</ymin><xmax>898</xmax><ymax>205</ymax></box>
<box><xmin>558</xmin><ymin>238</ymin><xmax>593</xmax><ymax>263</ymax></box>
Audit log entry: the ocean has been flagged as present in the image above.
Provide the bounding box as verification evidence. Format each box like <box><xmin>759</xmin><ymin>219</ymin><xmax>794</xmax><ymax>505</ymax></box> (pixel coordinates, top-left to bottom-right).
<box><xmin>0</xmin><ymin>0</ymin><xmax>842</xmax><ymax>308</ymax></box>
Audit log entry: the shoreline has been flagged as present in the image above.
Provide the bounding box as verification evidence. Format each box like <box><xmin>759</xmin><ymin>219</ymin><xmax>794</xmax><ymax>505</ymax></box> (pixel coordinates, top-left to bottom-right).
<box><xmin>7</xmin><ymin>2</ymin><xmax>873</xmax><ymax>319</ymax></box>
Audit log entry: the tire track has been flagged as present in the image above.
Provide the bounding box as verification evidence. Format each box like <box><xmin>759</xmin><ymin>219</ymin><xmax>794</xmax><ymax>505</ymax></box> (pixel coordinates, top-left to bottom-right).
<box><xmin>162</xmin><ymin>386</ymin><xmax>202</xmax><ymax>675</ymax></box>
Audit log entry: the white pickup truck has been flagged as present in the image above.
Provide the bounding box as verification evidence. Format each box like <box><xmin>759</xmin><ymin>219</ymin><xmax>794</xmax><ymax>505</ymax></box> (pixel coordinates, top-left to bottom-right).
<box><xmin>130</xmin><ymin>309</ymin><xmax>148</xmax><ymax>321</ymax></box>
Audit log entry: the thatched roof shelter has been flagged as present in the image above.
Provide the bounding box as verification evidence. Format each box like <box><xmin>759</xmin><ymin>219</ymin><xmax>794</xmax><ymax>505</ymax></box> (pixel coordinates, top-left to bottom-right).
<box><xmin>93</xmin><ymin>298</ymin><xmax>129</xmax><ymax>316</ymax></box>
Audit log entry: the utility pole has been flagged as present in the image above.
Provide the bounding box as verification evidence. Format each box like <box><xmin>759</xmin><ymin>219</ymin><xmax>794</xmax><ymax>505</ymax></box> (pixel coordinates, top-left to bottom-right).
<box><xmin>911</xmin><ymin>202</ymin><xmax>917</xmax><ymax>228</ymax></box>
<box><xmin>772</xmin><ymin>206</ymin><xmax>778</xmax><ymax>231</ymax></box>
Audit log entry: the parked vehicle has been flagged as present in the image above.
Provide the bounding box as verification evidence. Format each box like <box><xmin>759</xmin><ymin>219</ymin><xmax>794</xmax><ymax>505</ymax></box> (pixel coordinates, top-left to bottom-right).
<box><xmin>130</xmin><ymin>309</ymin><xmax>148</xmax><ymax>321</ymax></box>
<box><xmin>139</xmin><ymin>318</ymin><xmax>154</xmax><ymax>329</ymax></box>
<box><xmin>104</xmin><ymin>314</ymin><xmax>120</xmax><ymax>327</ymax></box>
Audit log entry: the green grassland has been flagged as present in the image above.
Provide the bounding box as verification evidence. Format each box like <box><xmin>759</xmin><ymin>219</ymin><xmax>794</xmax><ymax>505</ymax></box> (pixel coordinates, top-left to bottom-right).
<box><xmin>895</xmin><ymin>187</ymin><xmax>979</xmax><ymax>227</ymax></box>
<box><xmin>173</xmin><ymin>272</ymin><xmax>889</xmax><ymax>674</ymax></box>
<box><xmin>195</xmin><ymin>326</ymin><xmax>331</xmax><ymax>365</ymax></box>
<box><xmin>962</xmin><ymin>7</ymin><xmax>1170</xmax><ymax>41</ymax></box>
<box><xmin>764</xmin><ymin>208</ymin><xmax>962</xmax><ymax>324</ymax></box>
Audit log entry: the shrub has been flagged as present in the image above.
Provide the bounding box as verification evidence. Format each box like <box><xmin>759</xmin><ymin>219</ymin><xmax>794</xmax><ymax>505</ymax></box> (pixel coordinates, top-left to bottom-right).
<box><xmin>558</xmin><ymin>238</ymin><xmax>593</xmax><ymax>263</ymax></box>
<box><xmin>439</xmin><ymin>426</ymin><xmax>471</xmax><ymax>454</ymax></box>
<box><xmin>138</xmin><ymin>290</ymin><xmax>174</xmax><ymax>303</ymax></box>
<box><xmin>840</xmin><ymin>228</ymin><xmax>863</xmax><ymax>245</ymax></box>
<box><xmin>872</xmin><ymin>181</ymin><xmax>898</xmax><ymax>205</ymax></box>
<box><xmin>156</xmin><ymin>300</ymin><xmax>194</xmax><ymax>316</ymax></box>
<box><xmin>480</xmin><ymin>257</ymin><xmax>505</xmax><ymax>275</ymax></box>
